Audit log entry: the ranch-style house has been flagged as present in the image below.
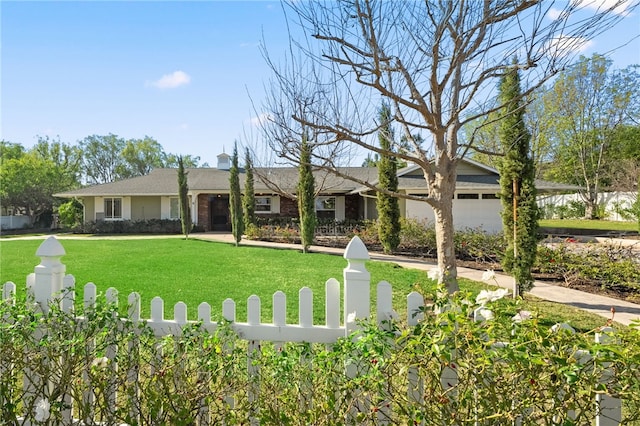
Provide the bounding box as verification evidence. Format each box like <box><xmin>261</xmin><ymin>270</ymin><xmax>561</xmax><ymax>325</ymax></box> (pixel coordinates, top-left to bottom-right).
<box><xmin>55</xmin><ymin>153</ymin><xmax>574</xmax><ymax>234</ymax></box>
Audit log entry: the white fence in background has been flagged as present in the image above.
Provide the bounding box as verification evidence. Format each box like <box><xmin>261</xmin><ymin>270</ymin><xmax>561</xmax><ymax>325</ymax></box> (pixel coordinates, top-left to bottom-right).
<box><xmin>0</xmin><ymin>215</ymin><xmax>30</xmax><ymax>230</ymax></box>
<box><xmin>538</xmin><ymin>191</ymin><xmax>637</xmax><ymax>222</ymax></box>
<box><xmin>1</xmin><ymin>236</ymin><xmax>625</xmax><ymax>425</ymax></box>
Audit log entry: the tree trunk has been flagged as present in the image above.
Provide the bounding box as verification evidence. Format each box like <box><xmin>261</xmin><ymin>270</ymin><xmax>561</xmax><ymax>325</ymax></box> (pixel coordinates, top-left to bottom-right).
<box><xmin>432</xmin><ymin>172</ymin><xmax>459</xmax><ymax>294</ymax></box>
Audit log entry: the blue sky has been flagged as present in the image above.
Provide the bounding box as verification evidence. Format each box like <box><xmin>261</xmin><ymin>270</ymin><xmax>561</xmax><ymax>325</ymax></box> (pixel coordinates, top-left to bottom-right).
<box><xmin>2</xmin><ymin>1</ymin><xmax>639</xmax><ymax>167</ymax></box>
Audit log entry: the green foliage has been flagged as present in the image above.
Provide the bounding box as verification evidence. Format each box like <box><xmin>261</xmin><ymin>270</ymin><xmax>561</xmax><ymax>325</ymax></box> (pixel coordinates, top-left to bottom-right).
<box><xmin>56</xmin><ymin>199</ymin><xmax>83</xmax><ymax>228</ymax></box>
<box><xmin>297</xmin><ymin>138</ymin><xmax>316</xmax><ymax>253</ymax></box>
<box><xmin>376</xmin><ymin>103</ymin><xmax>401</xmax><ymax>254</ymax></box>
<box><xmin>542</xmin><ymin>55</ymin><xmax>639</xmax><ymax>218</ymax></box>
<box><xmin>1</xmin><ymin>137</ymin><xmax>81</xmax><ymax>226</ymax></box>
<box><xmin>6</xmin><ymin>289</ymin><xmax>638</xmax><ymax>424</ymax></box>
<box><xmin>120</xmin><ymin>136</ymin><xmax>166</xmax><ymax>178</ymax></box>
<box><xmin>242</xmin><ymin>148</ymin><xmax>256</xmax><ymax>229</ymax></box>
<box><xmin>0</xmin><ymin>293</ymin><xmax>245</xmax><ymax>424</ymax></box>
<box><xmin>498</xmin><ymin>63</ymin><xmax>539</xmax><ymax>294</ymax></box>
<box><xmin>177</xmin><ymin>156</ymin><xmax>192</xmax><ymax>239</ymax></box>
<box><xmin>74</xmin><ymin>219</ymin><xmax>184</xmax><ymax>234</ymax></box>
<box><xmin>80</xmin><ymin>134</ymin><xmax>202</xmax><ymax>185</ymax></box>
<box><xmin>536</xmin><ymin>244</ymin><xmax>640</xmax><ymax>296</ymax></box>
<box><xmin>229</xmin><ymin>142</ymin><xmax>244</xmax><ymax>246</ymax></box>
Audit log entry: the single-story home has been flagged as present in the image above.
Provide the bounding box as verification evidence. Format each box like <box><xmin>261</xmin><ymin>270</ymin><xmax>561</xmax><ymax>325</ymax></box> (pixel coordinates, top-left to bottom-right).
<box><xmin>55</xmin><ymin>153</ymin><xmax>576</xmax><ymax>234</ymax></box>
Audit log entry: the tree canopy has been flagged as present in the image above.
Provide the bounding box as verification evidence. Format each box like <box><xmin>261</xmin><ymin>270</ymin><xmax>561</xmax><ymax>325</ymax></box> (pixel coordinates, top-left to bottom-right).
<box><xmin>258</xmin><ymin>0</ymin><xmax>633</xmax><ymax>293</ymax></box>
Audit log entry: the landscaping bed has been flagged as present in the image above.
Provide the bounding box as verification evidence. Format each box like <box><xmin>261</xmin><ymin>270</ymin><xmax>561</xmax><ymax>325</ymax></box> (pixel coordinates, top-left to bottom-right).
<box><xmin>310</xmin><ymin>234</ymin><xmax>640</xmax><ymax>304</ymax></box>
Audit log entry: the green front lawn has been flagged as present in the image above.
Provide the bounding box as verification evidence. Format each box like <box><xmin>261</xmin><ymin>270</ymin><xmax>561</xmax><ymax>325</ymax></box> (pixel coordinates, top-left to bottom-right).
<box><xmin>0</xmin><ymin>237</ymin><xmax>614</xmax><ymax>331</ymax></box>
<box><xmin>540</xmin><ymin>219</ymin><xmax>638</xmax><ymax>232</ymax></box>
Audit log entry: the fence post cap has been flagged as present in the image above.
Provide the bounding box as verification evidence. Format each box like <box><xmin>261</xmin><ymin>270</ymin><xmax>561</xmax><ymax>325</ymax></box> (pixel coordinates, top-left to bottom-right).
<box><xmin>343</xmin><ymin>236</ymin><xmax>369</xmax><ymax>261</ymax></box>
<box><xmin>36</xmin><ymin>236</ymin><xmax>66</xmax><ymax>258</ymax></box>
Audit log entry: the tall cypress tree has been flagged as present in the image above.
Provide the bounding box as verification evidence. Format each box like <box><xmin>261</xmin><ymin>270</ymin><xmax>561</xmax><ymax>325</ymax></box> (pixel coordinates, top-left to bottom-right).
<box><xmin>498</xmin><ymin>62</ymin><xmax>539</xmax><ymax>295</ymax></box>
<box><xmin>376</xmin><ymin>103</ymin><xmax>401</xmax><ymax>253</ymax></box>
<box><xmin>177</xmin><ymin>156</ymin><xmax>191</xmax><ymax>239</ymax></box>
<box><xmin>298</xmin><ymin>136</ymin><xmax>316</xmax><ymax>253</ymax></box>
<box><xmin>229</xmin><ymin>142</ymin><xmax>244</xmax><ymax>246</ymax></box>
<box><xmin>243</xmin><ymin>147</ymin><xmax>256</xmax><ymax>230</ymax></box>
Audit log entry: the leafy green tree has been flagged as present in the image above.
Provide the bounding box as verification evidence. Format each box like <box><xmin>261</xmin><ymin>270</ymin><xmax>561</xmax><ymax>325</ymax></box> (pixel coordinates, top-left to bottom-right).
<box><xmin>636</xmin><ymin>180</ymin><xmax>640</xmax><ymax>232</ymax></box>
<box><xmin>177</xmin><ymin>156</ymin><xmax>192</xmax><ymax>239</ymax></box>
<box><xmin>0</xmin><ymin>140</ymin><xmax>25</xmax><ymax>161</ymax></box>
<box><xmin>242</xmin><ymin>148</ymin><xmax>256</xmax><ymax>230</ymax></box>
<box><xmin>297</xmin><ymin>137</ymin><xmax>316</xmax><ymax>253</ymax></box>
<box><xmin>164</xmin><ymin>153</ymin><xmax>202</xmax><ymax>168</ymax></box>
<box><xmin>229</xmin><ymin>142</ymin><xmax>244</xmax><ymax>246</ymax></box>
<box><xmin>80</xmin><ymin>134</ymin><xmax>127</xmax><ymax>184</ymax></box>
<box><xmin>1</xmin><ymin>139</ymin><xmax>81</xmax><ymax>226</ymax></box>
<box><xmin>543</xmin><ymin>55</ymin><xmax>639</xmax><ymax>218</ymax></box>
<box><xmin>33</xmin><ymin>136</ymin><xmax>83</xmax><ymax>185</ymax></box>
<box><xmin>498</xmin><ymin>63</ymin><xmax>539</xmax><ymax>295</ymax></box>
<box><xmin>121</xmin><ymin>136</ymin><xmax>166</xmax><ymax>178</ymax></box>
<box><xmin>376</xmin><ymin>103</ymin><xmax>401</xmax><ymax>254</ymax></box>
<box><xmin>57</xmin><ymin>199</ymin><xmax>83</xmax><ymax>228</ymax></box>
<box><xmin>361</xmin><ymin>153</ymin><xmax>379</xmax><ymax>167</ymax></box>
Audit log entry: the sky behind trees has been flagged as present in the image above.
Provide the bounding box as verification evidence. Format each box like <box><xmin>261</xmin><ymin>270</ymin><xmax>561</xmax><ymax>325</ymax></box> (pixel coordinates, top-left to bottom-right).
<box><xmin>2</xmin><ymin>1</ymin><xmax>639</xmax><ymax>166</ymax></box>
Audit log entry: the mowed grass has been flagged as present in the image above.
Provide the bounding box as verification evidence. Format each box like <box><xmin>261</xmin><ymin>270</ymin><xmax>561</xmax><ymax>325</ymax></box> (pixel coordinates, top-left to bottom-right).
<box><xmin>540</xmin><ymin>219</ymin><xmax>638</xmax><ymax>232</ymax></box>
<box><xmin>0</xmin><ymin>238</ymin><xmax>439</xmax><ymax>323</ymax></box>
<box><xmin>0</xmin><ymin>237</ymin><xmax>614</xmax><ymax>331</ymax></box>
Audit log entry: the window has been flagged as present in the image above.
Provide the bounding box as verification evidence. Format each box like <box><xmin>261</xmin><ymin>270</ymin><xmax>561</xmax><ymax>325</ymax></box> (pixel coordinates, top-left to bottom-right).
<box><xmin>316</xmin><ymin>196</ymin><xmax>336</xmax><ymax>219</ymax></box>
<box><xmin>104</xmin><ymin>198</ymin><xmax>122</xmax><ymax>219</ymax></box>
<box><xmin>457</xmin><ymin>193</ymin><xmax>479</xmax><ymax>199</ymax></box>
<box><xmin>482</xmin><ymin>193</ymin><xmax>499</xmax><ymax>200</ymax></box>
<box><xmin>316</xmin><ymin>196</ymin><xmax>336</xmax><ymax>211</ymax></box>
<box><xmin>255</xmin><ymin>196</ymin><xmax>272</xmax><ymax>213</ymax></box>
<box><xmin>170</xmin><ymin>198</ymin><xmax>180</xmax><ymax>219</ymax></box>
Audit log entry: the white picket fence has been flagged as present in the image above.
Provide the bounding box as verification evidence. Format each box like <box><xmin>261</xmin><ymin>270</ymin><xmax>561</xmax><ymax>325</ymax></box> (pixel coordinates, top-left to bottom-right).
<box><xmin>1</xmin><ymin>236</ymin><xmax>626</xmax><ymax>425</ymax></box>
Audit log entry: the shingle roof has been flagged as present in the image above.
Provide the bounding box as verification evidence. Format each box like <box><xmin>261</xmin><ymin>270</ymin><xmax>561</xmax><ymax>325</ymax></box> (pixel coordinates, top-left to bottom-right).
<box><xmin>54</xmin><ymin>163</ymin><xmax>579</xmax><ymax>198</ymax></box>
<box><xmin>54</xmin><ymin>167</ymin><xmax>379</xmax><ymax>197</ymax></box>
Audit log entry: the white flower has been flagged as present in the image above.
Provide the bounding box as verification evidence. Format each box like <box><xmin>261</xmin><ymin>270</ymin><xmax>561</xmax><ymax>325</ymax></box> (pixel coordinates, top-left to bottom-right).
<box><xmin>475</xmin><ymin>308</ymin><xmax>494</xmax><ymax>321</ymax></box>
<box><xmin>512</xmin><ymin>310</ymin><xmax>533</xmax><ymax>323</ymax></box>
<box><xmin>34</xmin><ymin>398</ymin><xmax>50</xmax><ymax>422</ymax></box>
<box><xmin>475</xmin><ymin>288</ymin><xmax>509</xmax><ymax>306</ymax></box>
<box><xmin>91</xmin><ymin>356</ymin><xmax>109</xmax><ymax>369</ymax></box>
<box><xmin>427</xmin><ymin>267</ymin><xmax>443</xmax><ymax>281</ymax></box>
<box><xmin>346</xmin><ymin>312</ymin><xmax>356</xmax><ymax>324</ymax></box>
<box><xmin>482</xmin><ymin>269</ymin><xmax>496</xmax><ymax>282</ymax></box>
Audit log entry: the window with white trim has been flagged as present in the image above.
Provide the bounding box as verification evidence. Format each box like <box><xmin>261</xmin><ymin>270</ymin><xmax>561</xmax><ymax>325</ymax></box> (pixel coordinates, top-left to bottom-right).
<box><xmin>315</xmin><ymin>196</ymin><xmax>336</xmax><ymax>219</ymax></box>
<box><xmin>255</xmin><ymin>196</ymin><xmax>272</xmax><ymax>213</ymax></box>
<box><xmin>170</xmin><ymin>197</ymin><xmax>180</xmax><ymax>219</ymax></box>
<box><xmin>104</xmin><ymin>198</ymin><xmax>122</xmax><ymax>219</ymax></box>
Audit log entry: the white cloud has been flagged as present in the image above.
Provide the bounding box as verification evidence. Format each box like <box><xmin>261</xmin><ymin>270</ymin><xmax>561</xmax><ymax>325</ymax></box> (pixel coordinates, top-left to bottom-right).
<box><xmin>546</xmin><ymin>35</ymin><xmax>594</xmax><ymax>57</ymax></box>
<box><xmin>547</xmin><ymin>7</ymin><xmax>563</xmax><ymax>20</ymax></box>
<box><xmin>578</xmin><ymin>0</ymin><xmax>634</xmax><ymax>17</ymax></box>
<box><xmin>146</xmin><ymin>71</ymin><xmax>191</xmax><ymax>89</ymax></box>
<box><xmin>248</xmin><ymin>113</ymin><xmax>271</xmax><ymax>127</ymax></box>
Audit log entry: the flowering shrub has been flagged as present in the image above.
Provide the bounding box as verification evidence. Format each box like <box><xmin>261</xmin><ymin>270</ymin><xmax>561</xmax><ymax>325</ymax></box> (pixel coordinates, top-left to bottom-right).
<box><xmin>3</xmin><ymin>290</ymin><xmax>639</xmax><ymax>425</ymax></box>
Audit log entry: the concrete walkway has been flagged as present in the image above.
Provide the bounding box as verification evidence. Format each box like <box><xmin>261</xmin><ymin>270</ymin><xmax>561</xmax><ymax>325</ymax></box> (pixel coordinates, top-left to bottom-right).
<box><xmin>193</xmin><ymin>233</ymin><xmax>640</xmax><ymax>327</ymax></box>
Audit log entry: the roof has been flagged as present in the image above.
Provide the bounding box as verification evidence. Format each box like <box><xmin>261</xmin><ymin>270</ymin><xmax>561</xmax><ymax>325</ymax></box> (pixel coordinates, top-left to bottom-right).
<box><xmin>54</xmin><ymin>167</ymin><xmax>379</xmax><ymax>198</ymax></box>
<box><xmin>54</xmin><ymin>161</ymin><xmax>580</xmax><ymax>198</ymax></box>
<box><xmin>350</xmin><ymin>159</ymin><xmax>581</xmax><ymax>194</ymax></box>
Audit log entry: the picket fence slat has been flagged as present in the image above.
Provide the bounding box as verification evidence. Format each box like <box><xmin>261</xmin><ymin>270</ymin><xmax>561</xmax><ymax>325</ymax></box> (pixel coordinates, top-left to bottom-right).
<box><xmin>1</xmin><ymin>236</ymin><xmax>627</xmax><ymax>425</ymax></box>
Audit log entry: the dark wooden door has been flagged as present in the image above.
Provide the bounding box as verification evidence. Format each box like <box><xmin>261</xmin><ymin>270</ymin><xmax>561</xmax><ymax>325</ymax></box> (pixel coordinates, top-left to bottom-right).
<box><xmin>209</xmin><ymin>195</ymin><xmax>230</xmax><ymax>231</ymax></box>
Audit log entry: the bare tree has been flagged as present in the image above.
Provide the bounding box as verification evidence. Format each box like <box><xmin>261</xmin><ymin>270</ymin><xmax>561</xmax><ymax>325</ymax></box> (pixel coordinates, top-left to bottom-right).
<box><xmin>258</xmin><ymin>0</ymin><xmax>634</xmax><ymax>293</ymax></box>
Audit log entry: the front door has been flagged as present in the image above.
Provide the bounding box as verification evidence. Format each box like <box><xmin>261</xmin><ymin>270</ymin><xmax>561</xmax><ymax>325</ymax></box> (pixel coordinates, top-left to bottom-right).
<box><xmin>209</xmin><ymin>195</ymin><xmax>230</xmax><ymax>231</ymax></box>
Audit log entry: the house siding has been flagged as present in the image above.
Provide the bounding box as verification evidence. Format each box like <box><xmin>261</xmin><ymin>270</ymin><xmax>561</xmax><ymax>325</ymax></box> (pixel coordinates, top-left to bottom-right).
<box><xmin>131</xmin><ymin>197</ymin><xmax>161</xmax><ymax>221</ymax></box>
<box><xmin>83</xmin><ymin>198</ymin><xmax>95</xmax><ymax>223</ymax></box>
